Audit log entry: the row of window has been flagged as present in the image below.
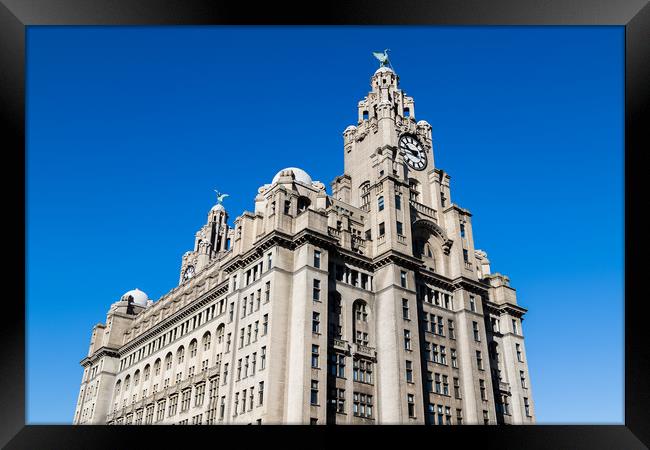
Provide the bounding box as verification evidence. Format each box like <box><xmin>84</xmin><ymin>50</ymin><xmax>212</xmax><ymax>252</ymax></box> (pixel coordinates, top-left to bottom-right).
<box><xmin>238</xmin><ymin>315</ymin><xmax>268</xmax><ymax>348</ymax></box>
<box><xmin>331</xmin><ymin>264</ymin><xmax>373</xmax><ymax>291</ymax></box>
<box><xmin>120</xmin><ymin>297</ymin><xmax>226</xmax><ymax>371</ymax></box>
<box><xmin>416</xmin><ymin>285</ymin><xmax>454</xmax><ymax>311</ymax></box>
<box><xmin>233</xmin><ymin>382</ymin><xmax>265</xmax><ymax>417</ymax></box>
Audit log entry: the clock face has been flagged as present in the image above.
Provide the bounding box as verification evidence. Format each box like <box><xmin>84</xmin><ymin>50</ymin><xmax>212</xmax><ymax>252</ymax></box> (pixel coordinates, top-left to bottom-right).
<box><xmin>399</xmin><ymin>134</ymin><xmax>427</xmax><ymax>171</ymax></box>
<box><xmin>183</xmin><ymin>265</ymin><xmax>195</xmax><ymax>280</ymax></box>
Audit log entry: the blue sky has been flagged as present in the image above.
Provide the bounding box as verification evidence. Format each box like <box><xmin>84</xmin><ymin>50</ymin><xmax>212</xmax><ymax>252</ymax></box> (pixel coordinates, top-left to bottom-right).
<box><xmin>26</xmin><ymin>26</ymin><xmax>623</xmax><ymax>424</ymax></box>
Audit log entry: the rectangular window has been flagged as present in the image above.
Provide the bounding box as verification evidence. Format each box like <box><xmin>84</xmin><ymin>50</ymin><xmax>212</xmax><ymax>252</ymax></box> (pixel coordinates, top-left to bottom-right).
<box><xmin>512</xmin><ymin>319</ymin><xmax>519</xmax><ymax>335</ymax></box>
<box><xmin>516</xmin><ymin>343</ymin><xmax>523</xmax><ymax>362</ymax></box>
<box><xmin>448</xmin><ymin>320</ymin><xmax>455</xmax><ymax>339</ymax></box>
<box><xmin>312</xmin><ymin>312</ymin><xmax>321</xmax><ymax>334</ymax></box>
<box><xmin>403</xmin><ymin>330</ymin><xmax>411</xmax><ymax>350</ymax></box>
<box><xmin>434</xmin><ymin>373</ymin><xmax>441</xmax><ymax>393</ymax></box>
<box><xmin>440</xmin><ymin>346</ymin><xmax>447</xmax><ymax>365</ymax></box>
<box><xmin>331</xmin><ymin>388</ymin><xmax>345</xmax><ymax>413</ymax></box>
<box><xmin>378</xmin><ymin>196</ymin><xmax>384</xmax><ymax>211</ymax></box>
<box><xmin>284</xmin><ymin>200</ymin><xmax>291</xmax><ymax>215</ymax></box>
<box><xmin>229</xmin><ymin>302</ymin><xmax>234</xmax><ymax>322</ymax></box>
<box><xmin>520</xmin><ymin>370</ymin><xmax>527</xmax><ymax>388</ymax></box>
<box><xmin>483</xmin><ymin>410</ymin><xmax>489</xmax><ymax>425</ymax></box>
<box><xmin>443</xmin><ymin>375</ymin><xmax>449</xmax><ymax>396</ymax></box>
<box><xmin>353</xmin><ymin>392</ymin><xmax>373</xmax><ymax>418</ymax></box>
<box><xmin>395</xmin><ymin>194</ymin><xmax>401</xmax><ymax>210</ymax></box>
<box><xmin>463</xmin><ymin>248</ymin><xmax>469</xmax><ymax>262</ymax></box>
<box><xmin>311</xmin><ymin>345</ymin><xmax>319</xmax><ymax>368</ymax></box>
<box><xmin>379</xmin><ymin>222</ymin><xmax>385</xmax><ymax>236</ymax></box>
<box><xmin>263</xmin><ymin>314</ymin><xmax>269</xmax><ymax>335</ymax></box>
<box><xmin>313</xmin><ymin>279</ymin><xmax>321</xmax><ymax>301</ymax></box>
<box><xmin>314</xmin><ymin>250</ymin><xmax>321</xmax><ymax>268</ymax></box>
<box><xmin>472</xmin><ymin>321</ymin><xmax>480</xmax><ymax>341</ymax></box>
<box><xmin>260</xmin><ymin>347</ymin><xmax>266</xmax><ymax>370</ymax></box>
<box><xmin>265</xmin><ymin>281</ymin><xmax>271</xmax><ymax>303</ymax></box>
<box><xmin>524</xmin><ymin>397</ymin><xmax>531</xmax><ymax>416</ymax></box>
<box><xmin>267</xmin><ymin>252</ymin><xmax>273</xmax><ymax>270</ymax></box>
<box><xmin>259</xmin><ymin>381</ymin><xmax>265</xmax><ymax>406</ymax></box>
<box><xmin>330</xmin><ymin>353</ymin><xmax>346</xmax><ymax>378</ymax></box>
<box><xmin>453</xmin><ymin>377</ymin><xmax>461</xmax><ymax>398</ymax></box>
<box><xmin>396</xmin><ymin>221</ymin><xmax>403</xmax><ymax>235</ymax></box>
<box><xmin>469</xmin><ymin>296</ymin><xmax>476</xmax><ymax>312</ymax></box>
<box><xmin>405</xmin><ymin>360</ymin><xmax>413</xmax><ymax>383</ymax></box>
<box><xmin>310</xmin><ymin>380</ymin><xmax>319</xmax><ymax>405</ymax></box>
<box><xmin>480</xmin><ymin>379</ymin><xmax>487</xmax><ymax>401</ymax></box>
<box><xmin>460</xmin><ymin>223</ymin><xmax>465</xmax><ymax>238</ymax></box>
<box><xmin>239</xmin><ymin>329</ymin><xmax>244</xmax><ymax>348</ymax></box>
<box><xmin>476</xmin><ymin>350</ymin><xmax>484</xmax><ymax>370</ymax></box>
<box><xmin>402</xmin><ymin>298</ymin><xmax>409</xmax><ymax>319</ymax></box>
<box><xmin>424</xmin><ymin>342</ymin><xmax>431</xmax><ymax>361</ymax></box>
<box><xmin>407</xmin><ymin>394</ymin><xmax>415</xmax><ymax>418</ymax></box>
<box><xmin>400</xmin><ymin>271</ymin><xmax>407</xmax><ymax>288</ymax></box>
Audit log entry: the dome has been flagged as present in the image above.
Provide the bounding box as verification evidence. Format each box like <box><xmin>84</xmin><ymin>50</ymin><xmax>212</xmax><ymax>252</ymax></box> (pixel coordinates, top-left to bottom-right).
<box><xmin>374</xmin><ymin>66</ymin><xmax>394</xmax><ymax>75</ymax></box>
<box><xmin>272</xmin><ymin>167</ymin><xmax>313</xmax><ymax>186</ymax></box>
<box><xmin>211</xmin><ymin>203</ymin><xmax>225</xmax><ymax>212</ymax></box>
<box><xmin>417</xmin><ymin>120</ymin><xmax>431</xmax><ymax>127</ymax></box>
<box><xmin>344</xmin><ymin>125</ymin><xmax>357</xmax><ymax>133</ymax></box>
<box><xmin>121</xmin><ymin>288</ymin><xmax>148</xmax><ymax>307</ymax></box>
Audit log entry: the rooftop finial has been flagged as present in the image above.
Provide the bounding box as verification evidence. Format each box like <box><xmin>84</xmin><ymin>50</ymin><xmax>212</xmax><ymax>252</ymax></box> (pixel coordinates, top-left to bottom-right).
<box><xmin>214</xmin><ymin>189</ymin><xmax>229</xmax><ymax>205</ymax></box>
<box><xmin>372</xmin><ymin>49</ymin><xmax>393</xmax><ymax>69</ymax></box>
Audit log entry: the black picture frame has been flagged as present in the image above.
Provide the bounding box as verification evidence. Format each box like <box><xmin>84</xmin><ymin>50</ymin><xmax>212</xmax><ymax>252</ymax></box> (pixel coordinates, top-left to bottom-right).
<box><xmin>1</xmin><ymin>1</ymin><xmax>647</xmax><ymax>448</ymax></box>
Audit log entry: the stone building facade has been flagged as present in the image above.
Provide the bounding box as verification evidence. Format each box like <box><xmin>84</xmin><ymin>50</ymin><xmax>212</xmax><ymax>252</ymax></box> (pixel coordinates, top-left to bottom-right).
<box><xmin>73</xmin><ymin>64</ymin><xmax>535</xmax><ymax>425</ymax></box>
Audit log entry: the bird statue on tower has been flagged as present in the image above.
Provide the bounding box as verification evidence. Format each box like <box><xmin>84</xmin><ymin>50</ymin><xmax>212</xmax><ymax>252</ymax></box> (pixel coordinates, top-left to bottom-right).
<box><xmin>372</xmin><ymin>49</ymin><xmax>393</xmax><ymax>69</ymax></box>
<box><xmin>214</xmin><ymin>190</ymin><xmax>229</xmax><ymax>205</ymax></box>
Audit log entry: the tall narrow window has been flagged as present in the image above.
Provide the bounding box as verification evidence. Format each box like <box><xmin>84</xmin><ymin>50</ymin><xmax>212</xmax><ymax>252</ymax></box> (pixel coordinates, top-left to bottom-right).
<box><xmin>314</xmin><ymin>250</ymin><xmax>321</xmax><ymax>268</ymax></box>
<box><xmin>520</xmin><ymin>370</ymin><xmax>527</xmax><ymax>388</ymax></box>
<box><xmin>311</xmin><ymin>345</ymin><xmax>319</xmax><ymax>369</ymax></box>
<box><xmin>516</xmin><ymin>343</ymin><xmax>523</xmax><ymax>362</ymax></box>
<box><xmin>395</xmin><ymin>194</ymin><xmax>401</xmax><ymax>210</ymax></box>
<box><xmin>259</xmin><ymin>382</ymin><xmax>265</xmax><ymax>406</ymax></box>
<box><xmin>472</xmin><ymin>321</ymin><xmax>480</xmax><ymax>341</ymax></box>
<box><xmin>379</xmin><ymin>222</ymin><xmax>385</xmax><ymax>236</ymax></box>
<box><xmin>260</xmin><ymin>347</ymin><xmax>266</xmax><ymax>370</ymax></box>
<box><xmin>262</xmin><ymin>314</ymin><xmax>268</xmax><ymax>335</ymax></box>
<box><xmin>267</xmin><ymin>252</ymin><xmax>273</xmax><ymax>270</ymax></box>
<box><xmin>460</xmin><ymin>223</ymin><xmax>465</xmax><ymax>237</ymax></box>
<box><xmin>312</xmin><ymin>279</ymin><xmax>321</xmax><ymax>301</ymax></box>
<box><xmin>453</xmin><ymin>377</ymin><xmax>461</xmax><ymax>398</ymax></box>
<box><xmin>403</xmin><ymin>330</ymin><xmax>411</xmax><ymax>350</ymax></box>
<box><xmin>524</xmin><ymin>397</ymin><xmax>531</xmax><ymax>416</ymax></box>
<box><xmin>469</xmin><ymin>296</ymin><xmax>476</xmax><ymax>312</ymax></box>
<box><xmin>310</xmin><ymin>380</ymin><xmax>319</xmax><ymax>405</ymax></box>
<box><xmin>512</xmin><ymin>319</ymin><xmax>519</xmax><ymax>335</ymax></box>
<box><xmin>402</xmin><ymin>298</ymin><xmax>410</xmax><ymax>319</ymax></box>
<box><xmin>405</xmin><ymin>360</ymin><xmax>413</xmax><ymax>383</ymax></box>
<box><xmin>476</xmin><ymin>350</ymin><xmax>484</xmax><ymax>370</ymax></box>
<box><xmin>480</xmin><ymin>379</ymin><xmax>486</xmax><ymax>401</ymax></box>
<box><xmin>407</xmin><ymin>394</ymin><xmax>415</xmax><ymax>418</ymax></box>
<box><xmin>378</xmin><ymin>196</ymin><xmax>384</xmax><ymax>211</ymax></box>
<box><xmin>396</xmin><ymin>221</ymin><xmax>403</xmax><ymax>235</ymax></box>
<box><xmin>312</xmin><ymin>312</ymin><xmax>321</xmax><ymax>334</ymax></box>
<box><xmin>400</xmin><ymin>271</ymin><xmax>407</xmax><ymax>288</ymax></box>
<box><xmin>284</xmin><ymin>200</ymin><xmax>291</xmax><ymax>215</ymax></box>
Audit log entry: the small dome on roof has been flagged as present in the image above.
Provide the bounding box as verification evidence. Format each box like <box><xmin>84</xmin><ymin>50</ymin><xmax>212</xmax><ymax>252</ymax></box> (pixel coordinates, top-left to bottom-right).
<box><xmin>121</xmin><ymin>288</ymin><xmax>148</xmax><ymax>307</ymax></box>
<box><xmin>272</xmin><ymin>167</ymin><xmax>313</xmax><ymax>186</ymax></box>
<box><xmin>211</xmin><ymin>203</ymin><xmax>225</xmax><ymax>212</ymax></box>
<box><xmin>417</xmin><ymin>120</ymin><xmax>431</xmax><ymax>127</ymax></box>
<box><xmin>374</xmin><ymin>66</ymin><xmax>394</xmax><ymax>75</ymax></box>
<box><xmin>344</xmin><ymin>125</ymin><xmax>357</xmax><ymax>133</ymax></box>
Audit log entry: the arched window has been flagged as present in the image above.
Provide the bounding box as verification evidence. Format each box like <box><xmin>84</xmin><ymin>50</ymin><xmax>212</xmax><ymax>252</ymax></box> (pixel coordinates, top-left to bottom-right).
<box><xmin>352</xmin><ymin>300</ymin><xmax>370</xmax><ymax>346</ymax></box>
<box><xmin>153</xmin><ymin>359</ymin><xmax>161</xmax><ymax>376</ymax></box>
<box><xmin>165</xmin><ymin>353</ymin><xmax>173</xmax><ymax>371</ymax></box>
<box><xmin>189</xmin><ymin>340</ymin><xmax>198</xmax><ymax>358</ymax></box>
<box><xmin>177</xmin><ymin>346</ymin><xmax>185</xmax><ymax>364</ymax></box>
<box><xmin>216</xmin><ymin>324</ymin><xmax>225</xmax><ymax>344</ymax></box>
<box><xmin>354</xmin><ymin>301</ymin><xmax>368</xmax><ymax>322</ymax></box>
<box><xmin>114</xmin><ymin>379</ymin><xmax>121</xmax><ymax>396</ymax></box>
<box><xmin>360</xmin><ymin>182</ymin><xmax>371</xmax><ymax>208</ymax></box>
<box><xmin>124</xmin><ymin>375</ymin><xmax>131</xmax><ymax>391</ymax></box>
<box><xmin>133</xmin><ymin>370</ymin><xmax>140</xmax><ymax>386</ymax></box>
<box><xmin>297</xmin><ymin>196</ymin><xmax>311</xmax><ymax>214</ymax></box>
<box><xmin>203</xmin><ymin>332</ymin><xmax>212</xmax><ymax>351</ymax></box>
<box><xmin>143</xmin><ymin>364</ymin><xmax>150</xmax><ymax>381</ymax></box>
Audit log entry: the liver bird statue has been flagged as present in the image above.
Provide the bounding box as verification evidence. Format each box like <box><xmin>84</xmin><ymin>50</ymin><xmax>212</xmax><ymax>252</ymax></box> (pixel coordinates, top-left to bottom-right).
<box><xmin>214</xmin><ymin>189</ymin><xmax>229</xmax><ymax>204</ymax></box>
<box><xmin>372</xmin><ymin>49</ymin><xmax>393</xmax><ymax>69</ymax></box>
